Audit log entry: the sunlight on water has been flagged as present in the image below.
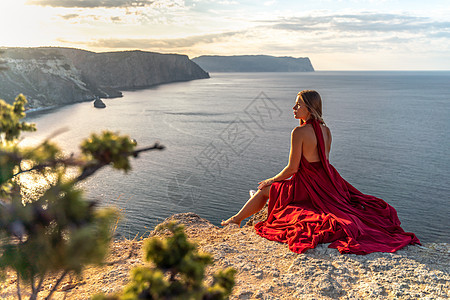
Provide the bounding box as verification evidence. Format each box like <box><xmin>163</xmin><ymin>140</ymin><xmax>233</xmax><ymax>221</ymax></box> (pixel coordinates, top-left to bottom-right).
<box><xmin>15</xmin><ymin>158</ymin><xmax>80</xmax><ymax>203</ymax></box>
<box><xmin>16</xmin><ymin>167</ymin><xmax>55</xmax><ymax>203</ymax></box>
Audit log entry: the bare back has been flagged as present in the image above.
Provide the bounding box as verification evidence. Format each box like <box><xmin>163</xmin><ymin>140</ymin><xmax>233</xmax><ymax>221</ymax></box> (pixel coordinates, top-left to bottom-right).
<box><xmin>300</xmin><ymin>124</ymin><xmax>331</xmax><ymax>163</ymax></box>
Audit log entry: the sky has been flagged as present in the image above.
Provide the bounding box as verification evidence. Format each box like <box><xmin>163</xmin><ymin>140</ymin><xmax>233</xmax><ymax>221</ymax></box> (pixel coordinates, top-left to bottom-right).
<box><xmin>0</xmin><ymin>0</ymin><xmax>449</xmax><ymax>70</ymax></box>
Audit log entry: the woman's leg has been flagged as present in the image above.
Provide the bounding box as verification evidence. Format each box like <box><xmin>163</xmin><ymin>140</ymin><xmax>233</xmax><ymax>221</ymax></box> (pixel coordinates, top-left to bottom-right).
<box><xmin>221</xmin><ymin>185</ymin><xmax>270</xmax><ymax>227</ymax></box>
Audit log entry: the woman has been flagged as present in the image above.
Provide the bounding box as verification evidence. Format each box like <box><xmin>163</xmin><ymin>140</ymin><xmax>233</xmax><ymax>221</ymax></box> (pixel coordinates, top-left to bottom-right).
<box><xmin>221</xmin><ymin>90</ymin><xmax>420</xmax><ymax>254</ymax></box>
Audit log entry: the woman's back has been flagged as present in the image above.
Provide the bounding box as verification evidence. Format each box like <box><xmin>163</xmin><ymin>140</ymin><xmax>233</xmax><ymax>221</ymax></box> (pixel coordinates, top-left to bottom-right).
<box><xmin>300</xmin><ymin>123</ymin><xmax>331</xmax><ymax>163</ymax></box>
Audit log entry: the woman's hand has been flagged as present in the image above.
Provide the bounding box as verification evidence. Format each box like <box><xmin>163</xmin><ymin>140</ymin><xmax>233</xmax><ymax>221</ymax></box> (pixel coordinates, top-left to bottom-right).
<box><xmin>258</xmin><ymin>178</ymin><xmax>274</xmax><ymax>190</ymax></box>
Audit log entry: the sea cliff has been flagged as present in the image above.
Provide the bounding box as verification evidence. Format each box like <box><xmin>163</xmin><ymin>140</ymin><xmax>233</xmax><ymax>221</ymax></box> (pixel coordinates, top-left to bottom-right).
<box><xmin>192</xmin><ymin>55</ymin><xmax>315</xmax><ymax>72</ymax></box>
<box><xmin>1</xmin><ymin>213</ymin><xmax>447</xmax><ymax>299</ymax></box>
<box><xmin>0</xmin><ymin>47</ymin><xmax>209</xmax><ymax>109</ymax></box>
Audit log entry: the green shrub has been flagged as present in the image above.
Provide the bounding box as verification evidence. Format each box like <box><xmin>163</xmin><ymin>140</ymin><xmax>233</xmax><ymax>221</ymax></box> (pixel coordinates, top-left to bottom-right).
<box><xmin>94</xmin><ymin>223</ymin><xmax>236</xmax><ymax>300</ymax></box>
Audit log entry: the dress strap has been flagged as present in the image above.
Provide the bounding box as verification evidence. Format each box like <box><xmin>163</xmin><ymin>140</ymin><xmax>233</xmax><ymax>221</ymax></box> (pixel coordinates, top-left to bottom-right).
<box><xmin>305</xmin><ymin>119</ymin><xmax>328</xmax><ymax>167</ymax></box>
<box><xmin>306</xmin><ymin>119</ymin><xmax>348</xmax><ymax>198</ymax></box>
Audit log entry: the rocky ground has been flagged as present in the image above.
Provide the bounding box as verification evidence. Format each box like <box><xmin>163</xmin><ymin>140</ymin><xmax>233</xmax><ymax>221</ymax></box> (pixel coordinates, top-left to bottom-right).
<box><xmin>1</xmin><ymin>213</ymin><xmax>448</xmax><ymax>299</ymax></box>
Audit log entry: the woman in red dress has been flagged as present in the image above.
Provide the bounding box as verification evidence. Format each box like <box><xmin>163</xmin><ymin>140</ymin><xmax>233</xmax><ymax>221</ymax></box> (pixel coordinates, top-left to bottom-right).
<box><xmin>221</xmin><ymin>90</ymin><xmax>420</xmax><ymax>254</ymax></box>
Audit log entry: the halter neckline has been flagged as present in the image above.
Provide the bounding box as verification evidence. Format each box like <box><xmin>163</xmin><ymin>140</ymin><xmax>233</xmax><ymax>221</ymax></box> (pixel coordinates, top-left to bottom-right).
<box><xmin>304</xmin><ymin>118</ymin><xmax>322</xmax><ymax>125</ymax></box>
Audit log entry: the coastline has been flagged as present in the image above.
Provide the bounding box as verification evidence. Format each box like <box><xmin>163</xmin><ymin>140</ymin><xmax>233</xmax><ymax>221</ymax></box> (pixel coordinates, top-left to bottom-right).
<box><xmin>1</xmin><ymin>213</ymin><xmax>448</xmax><ymax>299</ymax></box>
<box><xmin>2</xmin><ymin>47</ymin><xmax>210</xmax><ymax>112</ymax></box>
<box><xmin>25</xmin><ymin>105</ymin><xmax>60</xmax><ymax>115</ymax></box>
<box><xmin>23</xmin><ymin>76</ymin><xmax>211</xmax><ymax>115</ymax></box>
<box><xmin>24</xmin><ymin>96</ymin><xmax>108</xmax><ymax>116</ymax></box>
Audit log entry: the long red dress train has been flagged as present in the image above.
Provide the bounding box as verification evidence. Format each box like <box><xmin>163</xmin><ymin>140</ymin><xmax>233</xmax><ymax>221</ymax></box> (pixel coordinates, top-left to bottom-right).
<box><xmin>254</xmin><ymin>119</ymin><xmax>420</xmax><ymax>254</ymax></box>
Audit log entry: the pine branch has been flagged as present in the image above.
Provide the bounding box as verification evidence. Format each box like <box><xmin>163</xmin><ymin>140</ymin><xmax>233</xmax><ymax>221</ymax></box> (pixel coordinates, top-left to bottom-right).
<box><xmin>16</xmin><ymin>272</ymin><xmax>22</xmax><ymax>300</ymax></box>
<box><xmin>75</xmin><ymin>142</ymin><xmax>165</xmax><ymax>182</ymax></box>
<box><xmin>35</xmin><ymin>274</ymin><xmax>46</xmax><ymax>299</ymax></box>
<box><xmin>4</xmin><ymin>142</ymin><xmax>164</xmax><ymax>182</ymax></box>
<box><xmin>30</xmin><ymin>275</ymin><xmax>36</xmax><ymax>299</ymax></box>
<box><xmin>12</xmin><ymin>156</ymin><xmax>83</xmax><ymax>177</ymax></box>
<box><xmin>45</xmin><ymin>270</ymin><xmax>68</xmax><ymax>300</ymax></box>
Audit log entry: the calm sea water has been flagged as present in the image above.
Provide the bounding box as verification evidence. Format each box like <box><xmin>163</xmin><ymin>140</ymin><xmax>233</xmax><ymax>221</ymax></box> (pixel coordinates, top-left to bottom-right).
<box><xmin>24</xmin><ymin>71</ymin><xmax>450</xmax><ymax>243</ymax></box>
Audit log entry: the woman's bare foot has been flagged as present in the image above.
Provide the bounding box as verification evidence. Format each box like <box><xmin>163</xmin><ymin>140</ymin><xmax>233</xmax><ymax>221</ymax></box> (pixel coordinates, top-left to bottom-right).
<box><xmin>221</xmin><ymin>216</ymin><xmax>241</xmax><ymax>227</ymax></box>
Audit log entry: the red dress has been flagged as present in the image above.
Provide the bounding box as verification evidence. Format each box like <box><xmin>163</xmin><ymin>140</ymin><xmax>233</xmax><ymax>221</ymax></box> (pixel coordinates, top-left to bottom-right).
<box><xmin>254</xmin><ymin>119</ymin><xmax>420</xmax><ymax>254</ymax></box>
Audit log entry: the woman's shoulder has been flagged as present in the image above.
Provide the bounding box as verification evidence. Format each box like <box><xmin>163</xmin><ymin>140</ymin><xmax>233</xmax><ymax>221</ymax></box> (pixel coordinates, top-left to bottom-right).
<box><xmin>292</xmin><ymin>124</ymin><xmax>309</xmax><ymax>133</ymax></box>
<box><xmin>321</xmin><ymin>124</ymin><xmax>332</xmax><ymax>137</ymax></box>
<box><xmin>292</xmin><ymin>124</ymin><xmax>314</xmax><ymax>138</ymax></box>
<box><xmin>320</xmin><ymin>124</ymin><xmax>332</xmax><ymax>144</ymax></box>
<box><xmin>319</xmin><ymin>123</ymin><xmax>331</xmax><ymax>132</ymax></box>
<box><xmin>292</xmin><ymin>123</ymin><xmax>332</xmax><ymax>139</ymax></box>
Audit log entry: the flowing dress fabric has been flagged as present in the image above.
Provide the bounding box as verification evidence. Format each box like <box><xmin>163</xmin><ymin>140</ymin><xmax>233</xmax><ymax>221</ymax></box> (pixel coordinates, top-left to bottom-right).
<box><xmin>254</xmin><ymin>120</ymin><xmax>420</xmax><ymax>254</ymax></box>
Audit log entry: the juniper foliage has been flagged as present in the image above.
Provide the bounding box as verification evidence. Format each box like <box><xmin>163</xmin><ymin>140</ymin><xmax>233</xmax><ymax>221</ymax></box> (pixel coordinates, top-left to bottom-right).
<box><xmin>93</xmin><ymin>223</ymin><xmax>236</xmax><ymax>300</ymax></box>
<box><xmin>0</xmin><ymin>94</ymin><xmax>164</xmax><ymax>299</ymax></box>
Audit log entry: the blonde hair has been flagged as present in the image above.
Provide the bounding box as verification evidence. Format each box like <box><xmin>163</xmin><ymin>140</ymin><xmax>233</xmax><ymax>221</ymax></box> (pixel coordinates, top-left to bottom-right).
<box><xmin>297</xmin><ymin>90</ymin><xmax>325</xmax><ymax>125</ymax></box>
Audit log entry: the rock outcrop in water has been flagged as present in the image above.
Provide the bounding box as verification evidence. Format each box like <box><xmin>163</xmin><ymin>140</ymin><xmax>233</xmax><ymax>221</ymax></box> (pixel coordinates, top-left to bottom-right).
<box><xmin>192</xmin><ymin>55</ymin><xmax>314</xmax><ymax>72</ymax></box>
<box><xmin>93</xmin><ymin>98</ymin><xmax>106</xmax><ymax>108</ymax></box>
<box><xmin>0</xmin><ymin>47</ymin><xmax>209</xmax><ymax>109</ymax></box>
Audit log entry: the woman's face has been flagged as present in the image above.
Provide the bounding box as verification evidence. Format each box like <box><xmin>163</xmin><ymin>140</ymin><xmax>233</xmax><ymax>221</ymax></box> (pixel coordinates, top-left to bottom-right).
<box><xmin>293</xmin><ymin>95</ymin><xmax>310</xmax><ymax>120</ymax></box>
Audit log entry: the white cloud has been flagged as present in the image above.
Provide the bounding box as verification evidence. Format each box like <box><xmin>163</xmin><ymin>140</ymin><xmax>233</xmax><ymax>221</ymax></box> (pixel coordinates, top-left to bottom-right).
<box><xmin>266</xmin><ymin>13</ymin><xmax>449</xmax><ymax>33</ymax></box>
<box><xmin>59</xmin><ymin>31</ymin><xmax>241</xmax><ymax>50</ymax></box>
<box><xmin>61</xmin><ymin>13</ymin><xmax>80</xmax><ymax>20</ymax></box>
<box><xmin>3</xmin><ymin>1</ymin><xmax>449</xmax><ymax>69</ymax></box>
<box><xmin>26</xmin><ymin>0</ymin><xmax>156</xmax><ymax>8</ymax></box>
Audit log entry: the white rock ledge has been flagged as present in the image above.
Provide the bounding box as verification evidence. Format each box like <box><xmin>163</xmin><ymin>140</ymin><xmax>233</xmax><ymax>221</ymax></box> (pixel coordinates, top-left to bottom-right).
<box><xmin>155</xmin><ymin>213</ymin><xmax>449</xmax><ymax>300</ymax></box>
<box><xmin>0</xmin><ymin>212</ymin><xmax>447</xmax><ymax>299</ymax></box>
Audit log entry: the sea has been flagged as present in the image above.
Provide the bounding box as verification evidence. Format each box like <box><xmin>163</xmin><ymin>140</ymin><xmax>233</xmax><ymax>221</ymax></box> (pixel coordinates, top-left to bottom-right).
<box><xmin>23</xmin><ymin>71</ymin><xmax>450</xmax><ymax>243</ymax></box>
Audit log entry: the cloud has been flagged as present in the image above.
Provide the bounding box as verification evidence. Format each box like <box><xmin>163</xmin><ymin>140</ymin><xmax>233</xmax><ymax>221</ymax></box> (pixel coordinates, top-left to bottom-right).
<box><xmin>59</xmin><ymin>13</ymin><xmax>103</xmax><ymax>21</ymax></box>
<box><xmin>256</xmin><ymin>12</ymin><xmax>450</xmax><ymax>54</ymax></box>
<box><xmin>430</xmin><ymin>32</ymin><xmax>450</xmax><ymax>38</ymax></box>
<box><xmin>26</xmin><ymin>0</ymin><xmax>156</xmax><ymax>8</ymax></box>
<box><xmin>59</xmin><ymin>31</ymin><xmax>241</xmax><ymax>49</ymax></box>
<box><xmin>61</xmin><ymin>13</ymin><xmax>80</xmax><ymax>20</ymax></box>
<box><xmin>52</xmin><ymin>8</ymin><xmax>449</xmax><ymax>65</ymax></box>
<box><xmin>267</xmin><ymin>13</ymin><xmax>450</xmax><ymax>34</ymax></box>
<box><xmin>53</xmin><ymin>1</ymin><xmax>187</xmax><ymax>26</ymax></box>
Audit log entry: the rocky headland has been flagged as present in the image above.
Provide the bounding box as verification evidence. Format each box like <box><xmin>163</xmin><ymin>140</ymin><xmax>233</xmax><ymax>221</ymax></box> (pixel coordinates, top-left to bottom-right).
<box><xmin>0</xmin><ymin>47</ymin><xmax>209</xmax><ymax>109</ymax></box>
<box><xmin>1</xmin><ymin>213</ymin><xmax>447</xmax><ymax>299</ymax></box>
<box><xmin>192</xmin><ymin>55</ymin><xmax>314</xmax><ymax>72</ymax></box>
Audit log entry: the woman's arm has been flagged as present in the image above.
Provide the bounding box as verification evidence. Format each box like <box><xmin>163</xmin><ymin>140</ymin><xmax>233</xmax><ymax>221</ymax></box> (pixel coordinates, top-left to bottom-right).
<box><xmin>258</xmin><ymin>127</ymin><xmax>303</xmax><ymax>189</ymax></box>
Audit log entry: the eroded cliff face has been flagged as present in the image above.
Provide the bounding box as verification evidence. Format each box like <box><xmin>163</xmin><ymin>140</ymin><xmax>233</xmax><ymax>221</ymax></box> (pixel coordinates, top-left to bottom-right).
<box><xmin>0</xmin><ymin>47</ymin><xmax>209</xmax><ymax>109</ymax></box>
<box><xmin>60</xmin><ymin>49</ymin><xmax>209</xmax><ymax>90</ymax></box>
<box><xmin>0</xmin><ymin>49</ymin><xmax>96</xmax><ymax>108</ymax></box>
<box><xmin>192</xmin><ymin>55</ymin><xmax>315</xmax><ymax>72</ymax></box>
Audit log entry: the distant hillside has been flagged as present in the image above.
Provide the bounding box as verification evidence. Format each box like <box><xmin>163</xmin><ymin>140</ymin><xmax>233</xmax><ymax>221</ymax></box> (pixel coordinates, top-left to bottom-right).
<box><xmin>0</xmin><ymin>47</ymin><xmax>209</xmax><ymax>109</ymax></box>
<box><xmin>192</xmin><ymin>55</ymin><xmax>314</xmax><ymax>72</ymax></box>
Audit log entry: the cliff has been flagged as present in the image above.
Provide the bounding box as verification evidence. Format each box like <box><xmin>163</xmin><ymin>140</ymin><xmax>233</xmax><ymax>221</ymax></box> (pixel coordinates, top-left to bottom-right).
<box><xmin>0</xmin><ymin>47</ymin><xmax>209</xmax><ymax>109</ymax></box>
<box><xmin>1</xmin><ymin>213</ymin><xmax>447</xmax><ymax>299</ymax></box>
<box><xmin>192</xmin><ymin>55</ymin><xmax>315</xmax><ymax>72</ymax></box>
